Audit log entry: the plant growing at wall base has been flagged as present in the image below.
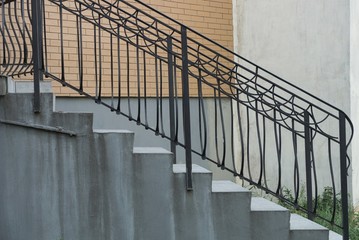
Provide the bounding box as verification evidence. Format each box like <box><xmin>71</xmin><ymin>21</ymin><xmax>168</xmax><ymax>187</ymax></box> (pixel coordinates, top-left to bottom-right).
<box><xmin>280</xmin><ymin>187</ymin><xmax>359</xmax><ymax>240</ymax></box>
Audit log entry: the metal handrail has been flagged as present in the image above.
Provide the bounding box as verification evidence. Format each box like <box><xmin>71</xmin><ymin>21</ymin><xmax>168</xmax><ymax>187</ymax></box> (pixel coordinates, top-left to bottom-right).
<box><xmin>0</xmin><ymin>0</ymin><xmax>353</xmax><ymax>238</ymax></box>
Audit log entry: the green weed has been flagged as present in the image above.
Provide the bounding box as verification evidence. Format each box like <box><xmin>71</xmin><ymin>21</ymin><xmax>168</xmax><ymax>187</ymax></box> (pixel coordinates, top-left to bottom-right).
<box><xmin>279</xmin><ymin>187</ymin><xmax>359</xmax><ymax>240</ymax></box>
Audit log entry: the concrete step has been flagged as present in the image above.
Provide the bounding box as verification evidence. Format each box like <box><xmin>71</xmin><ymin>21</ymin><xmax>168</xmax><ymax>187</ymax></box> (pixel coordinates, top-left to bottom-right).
<box><xmin>91</xmin><ymin>130</ymin><xmax>136</xmax><ymax>240</ymax></box>
<box><xmin>6</xmin><ymin>78</ymin><xmax>52</xmax><ymax>94</ymax></box>
<box><xmin>0</xmin><ymin>93</ymin><xmax>55</xmax><ymax>119</ymax></box>
<box><xmin>0</xmin><ymin>91</ymin><xmax>94</xmax><ymax>135</ymax></box>
<box><xmin>132</xmin><ymin>147</ymin><xmax>175</xmax><ymax>240</ymax></box>
<box><xmin>211</xmin><ymin>181</ymin><xmax>251</xmax><ymax>240</ymax></box>
<box><xmin>251</xmin><ymin>197</ymin><xmax>290</xmax><ymax>240</ymax></box>
<box><xmin>290</xmin><ymin>214</ymin><xmax>329</xmax><ymax>240</ymax></box>
<box><xmin>329</xmin><ymin>230</ymin><xmax>343</xmax><ymax>240</ymax></box>
<box><xmin>172</xmin><ymin>164</ymin><xmax>213</xmax><ymax>240</ymax></box>
<box><xmin>93</xmin><ymin>129</ymin><xmax>135</xmax><ymax>157</ymax></box>
<box><xmin>53</xmin><ymin>112</ymin><xmax>93</xmax><ymax>134</ymax></box>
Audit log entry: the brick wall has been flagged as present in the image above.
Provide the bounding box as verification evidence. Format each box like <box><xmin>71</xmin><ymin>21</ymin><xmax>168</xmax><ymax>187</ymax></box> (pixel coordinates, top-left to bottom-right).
<box><xmin>40</xmin><ymin>0</ymin><xmax>233</xmax><ymax>97</ymax></box>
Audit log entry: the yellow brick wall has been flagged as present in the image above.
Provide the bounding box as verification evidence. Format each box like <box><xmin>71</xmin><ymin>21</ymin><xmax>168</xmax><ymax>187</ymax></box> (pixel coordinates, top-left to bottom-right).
<box><xmin>39</xmin><ymin>0</ymin><xmax>233</xmax><ymax>97</ymax></box>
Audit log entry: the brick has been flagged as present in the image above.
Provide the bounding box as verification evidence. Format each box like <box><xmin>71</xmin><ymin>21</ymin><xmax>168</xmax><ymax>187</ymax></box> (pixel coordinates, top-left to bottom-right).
<box><xmin>37</xmin><ymin>0</ymin><xmax>233</xmax><ymax>97</ymax></box>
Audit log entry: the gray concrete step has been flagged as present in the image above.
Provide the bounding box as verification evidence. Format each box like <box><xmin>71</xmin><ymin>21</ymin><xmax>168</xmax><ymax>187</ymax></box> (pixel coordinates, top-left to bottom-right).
<box><xmin>251</xmin><ymin>197</ymin><xmax>290</xmax><ymax>240</ymax></box>
<box><xmin>329</xmin><ymin>230</ymin><xmax>343</xmax><ymax>240</ymax></box>
<box><xmin>172</xmin><ymin>164</ymin><xmax>214</xmax><ymax>240</ymax></box>
<box><xmin>132</xmin><ymin>147</ymin><xmax>175</xmax><ymax>240</ymax></box>
<box><xmin>0</xmin><ymin>91</ymin><xmax>94</xmax><ymax>135</ymax></box>
<box><xmin>211</xmin><ymin>180</ymin><xmax>251</xmax><ymax>240</ymax></box>
<box><xmin>290</xmin><ymin>214</ymin><xmax>329</xmax><ymax>240</ymax></box>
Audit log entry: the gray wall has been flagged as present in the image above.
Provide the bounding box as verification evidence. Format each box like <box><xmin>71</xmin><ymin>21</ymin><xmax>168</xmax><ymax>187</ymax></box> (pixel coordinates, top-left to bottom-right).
<box><xmin>232</xmin><ymin>0</ymin><xmax>354</xmax><ymax>202</ymax></box>
<box><xmin>233</xmin><ymin>0</ymin><xmax>350</xmax><ymax>113</ymax></box>
<box><xmin>350</xmin><ymin>0</ymin><xmax>359</xmax><ymax>207</ymax></box>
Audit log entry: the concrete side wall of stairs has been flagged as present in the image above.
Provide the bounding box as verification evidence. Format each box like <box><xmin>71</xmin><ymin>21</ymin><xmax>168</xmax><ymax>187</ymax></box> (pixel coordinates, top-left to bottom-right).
<box><xmin>0</xmin><ymin>92</ymin><xmax>338</xmax><ymax>240</ymax></box>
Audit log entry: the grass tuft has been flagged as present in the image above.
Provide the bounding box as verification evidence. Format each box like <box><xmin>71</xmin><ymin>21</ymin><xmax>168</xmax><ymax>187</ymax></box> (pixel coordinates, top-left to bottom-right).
<box><xmin>279</xmin><ymin>187</ymin><xmax>359</xmax><ymax>240</ymax></box>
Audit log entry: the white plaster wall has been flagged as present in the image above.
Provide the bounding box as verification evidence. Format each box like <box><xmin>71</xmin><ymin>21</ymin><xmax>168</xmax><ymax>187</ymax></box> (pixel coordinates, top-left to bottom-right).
<box><xmin>233</xmin><ymin>0</ymin><xmax>350</xmax><ymax>111</ymax></box>
<box><xmin>232</xmin><ymin>0</ymin><xmax>355</xmax><ymax>204</ymax></box>
<box><xmin>350</xmin><ymin>0</ymin><xmax>359</xmax><ymax>207</ymax></box>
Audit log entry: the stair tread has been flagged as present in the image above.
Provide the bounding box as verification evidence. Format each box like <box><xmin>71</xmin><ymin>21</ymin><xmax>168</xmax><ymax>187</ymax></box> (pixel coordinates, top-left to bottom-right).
<box><xmin>251</xmin><ymin>197</ymin><xmax>288</xmax><ymax>212</ymax></box>
<box><xmin>290</xmin><ymin>214</ymin><xmax>328</xmax><ymax>231</ymax></box>
<box><xmin>173</xmin><ymin>164</ymin><xmax>211</xmax><ymax>174</ymax></box>
<box><xmin>133</xmin><ymin>147</ymin><xmax>172</xmax><ymax>154</ymax></box>
<box><xmin>94</xmin><ymin>129</ymin><xmax>133</xmax><ymax>134</ymax></box>
<box><xmin>212</xmin><ymin>180</ymin><xmax>250</xmax><ymax>193</ymax></box>
<box><xmin>329</xmin><ymin>230</ymin><xmax>342</xmax><ymax>240</ymax></box>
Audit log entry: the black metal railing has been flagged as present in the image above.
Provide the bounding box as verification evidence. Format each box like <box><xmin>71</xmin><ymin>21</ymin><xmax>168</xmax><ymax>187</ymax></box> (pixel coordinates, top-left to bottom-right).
<box><xmin>0</xmin><ymin>0</ymin><xmax>354</xmax><ymax>238</ymax></box>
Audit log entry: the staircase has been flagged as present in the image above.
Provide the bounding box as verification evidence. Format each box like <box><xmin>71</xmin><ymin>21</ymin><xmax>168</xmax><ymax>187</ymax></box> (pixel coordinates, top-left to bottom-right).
<box><xmin>0</xmin><ymin>0</ymin><xmax>353</xmax><ymax>239</ymax></box>
<box><xmin>0</xmin><ymin>79</ymin><xmax>342</xmax><ymax>239</ymax></box>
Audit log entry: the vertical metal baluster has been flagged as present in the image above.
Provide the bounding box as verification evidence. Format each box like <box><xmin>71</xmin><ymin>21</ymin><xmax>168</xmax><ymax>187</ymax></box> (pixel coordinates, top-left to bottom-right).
<box><xmin>24</xmin><ymin>0</ymin><xmax>34</xmax><ymax>73</ymax></box>
<box><xmin>23</xmin><ymin>0</ymin><xmax>32</xmax><ymax>75</ymax></box>
<box><xmin>173</xmin><ymin>57</ymin><xmax>179</xmax><ymax>143</ymax></box>
<box><xmin>274</xmin><ymin>111</ymin><xmax>282</xmax><ymax>194</ymax></box>
<box><xmin>160</xmin><ymin>59</ymin><xmax>165</xmax><ymax>136</ymax></box>
<box><xmin>155</xmin><ymin>45</ymin><xmax>159</xmax><ymax>134</ymax></box>
<box><xmin>3</xmin><ymin>2</ymin><xmax>15</xmax><ymax>76</ymax></box>
<box><xmin>255</xmin><ymin>100</ymin><xmax>263</xmax><ymax>184</ymax></box>
<box><xmin>237</xmin><ymin>90</ymin><xmax>245</xmax><ymax>177</ymax></box>
<box><xmin>97</xmin><ymin>16</ymin><xmax>102</xmax><ymax>102</ymax></box>
<box><xmin>214</xmin><ymin>89</ymin><xmax>220</xmax><ymax>165</ymax></box>
<box><xmin>181</xmin><ymin>26</ymin><xmax>192</xmax><ymax>190</ymax></box>
<box><xmin>21</xmin><ymin>0</ymin><xmax>27</xmax><ymax>65</ymax></box>
<box><xmin>94</xmin><ymin>25</ymin><xmax>98</xmax><ymax>99</ymax></box>
<box><xmin>230</xmin><ymin>100</ymin><xmax>235</xmax><ymax>173</ymax></box>
<box><xmin>59</xmin><ymin>0</ymin><xmax>65</xmax><ymax>82</ymax></box>
<box><xmin>32</xmin><ymin>0</ymin><xmax>43</xmax><ymax>112</ymax></box>
<box><xmin>246</xmin><ymin>106</ymin><xmax>252</xmax><ymax>180</ymax></box>
<box><xmin>136</xmin><ymin>35</ymin><xmax>141</xmax><ymax>123</ymax></box>
<box><xmin>11</xmin><ymin>0</ymin><xmax>21</xmax><ymax>75</ymax></box>
<box><xmin>76</xmin><ymin>6</ymin><xmax>83</xmax><ymax>92</ymax></box>
<box><xmin>339</xmin><ymin>112</ymin><xmax>349</xmax><ymax>240</ymax></box>
<box><xmin>304</xmin><ymin>110</ymin><xmax>314</xmax><ymax>220</ymax></box>
<box><xmin>41</xmin><ymin>0</ymin><xmax>47</xmax><ymax>73</ymax></box>
<box><xmin>311</xmin><ymin>139</ymin><xmax>319</xmax><ymax>214</ymax></box>
<box><xmin>2</xmin><ymin>0</ymin><xmax>5</xmax><ymax>67</ymax></box>
<box><xmin>0</xmin><ymin>0</ymin><xmax>5</xmax><ymax>75</ymax></box>
<box><xmin>327</xmin><ymin>139</ymin><xmax>337</xmax><ymax>224</ymax></box>
<box><xmin>262</xmin><ymin>115</ymin><xmax>267</xmax><ymax>188</ymax></box>
<box><xmin>167</xmin><ymin>37</ymin><xmax>176</xmax><ymax>162</ymax></box>
<box><xmin>218</xmin><ymin>86</ymin><xmax>226</xmax><ymax>169</ymax></box>
<box><xmin>126</xmin><ymin>42</ymin><xmax>132</xmax><ymax>119</ymax></box>
<box><xmin>116</xmin><ymin>25</ymin><xmax>121</xmax><ymax>112</ymax></box>
<box><xmin>197</xmin><ymin>69</ymin><xmax>207</xmax><ymax>159</ymax></box>
<box><xmin>143</xmin><ymin>50</ymin><xmax>148</xmax><ymax>128</ymax></box>
<box><xmin>110</xmin><ymin>34</ymin><xmax>114</xmax><ymax>109</ymax></box>
<box><xmin>292</xmin><ymin>119</ymin><xmax>300</xmax><ymax>204</ymax></box>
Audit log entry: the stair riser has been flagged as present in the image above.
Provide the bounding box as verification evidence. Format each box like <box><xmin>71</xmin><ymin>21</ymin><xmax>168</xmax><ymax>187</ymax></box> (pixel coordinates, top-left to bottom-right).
<box><xmin>133</xmin><ymin>151</ymin><xmax>175</xmax><ymax>240</ymax></box>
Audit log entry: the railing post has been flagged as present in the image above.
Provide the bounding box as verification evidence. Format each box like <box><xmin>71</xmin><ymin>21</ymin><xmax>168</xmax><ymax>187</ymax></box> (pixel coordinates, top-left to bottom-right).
<box><xmin>304</xmin><ymin>111</ymin><xmax>314</xmax><ymax>220</ymax></box>
<box><xmin>167</xmin><ymin>37</ymin><xmax>177</xmax><ymax>163</ymax></box>
<box><xmin>339</xmin><ymin>111</ymin><xmax>349</xmax><ymax>240</ymax></box>
<box><xmin>181</xmin><ymin>26</ymin><xmax>193</xmax><ymax>190</ymax></box>
<box><xmin>31</xmin><ymin>0</ymin><xmax>43</xmax><ymax>113</ymax></box>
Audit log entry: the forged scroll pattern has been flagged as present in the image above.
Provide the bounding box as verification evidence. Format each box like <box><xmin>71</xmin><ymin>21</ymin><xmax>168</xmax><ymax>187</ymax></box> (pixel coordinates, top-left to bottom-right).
<box><xmin>56</xmin><ymin>0</ymin><xmax>178</xmax><ymax>61</ymax></box>
<box><xmin>0</xmin><ymin>0</ymin><xmax>33</xmax><ymax>77</ymax></box>
<box><xmin>50</xmin><ymin>0</ymin><xmax>353</xmax><ymax>149</ymax></box>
